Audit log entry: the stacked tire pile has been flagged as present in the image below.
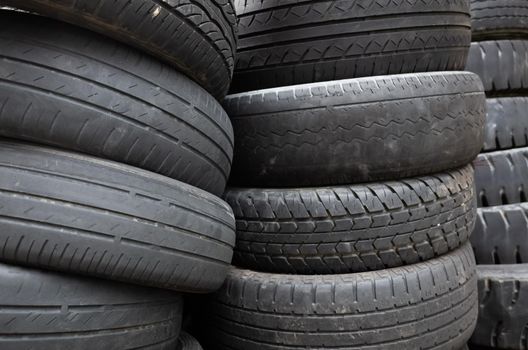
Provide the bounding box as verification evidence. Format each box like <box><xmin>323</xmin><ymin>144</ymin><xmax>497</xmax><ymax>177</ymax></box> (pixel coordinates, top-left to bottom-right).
<box><xmin>0</xmin><ymin>1</ymin><xmax>238</xmax><ymax>348</ymax></box>
<box><xmin>197</xmin><ymin>1</ymin><xmax>487</xmax><ymax>349</ymax></box>
<box><xmin>465</xmin><ymin>0</ymin><xmax>528</xmax><ymax>349</ymax></box>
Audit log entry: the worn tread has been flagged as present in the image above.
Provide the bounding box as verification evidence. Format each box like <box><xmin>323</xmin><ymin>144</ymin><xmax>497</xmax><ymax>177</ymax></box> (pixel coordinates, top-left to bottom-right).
<box><xmin>0</xmin><ymin>140</ymin><xmax>236</xmax><ymax>293</ymax></box>
<box><xmin>226</xmin><ymin>165</ymin><xmax>476</xmax><ymax>274</ymax></box>
<box><xmin>201</xmin><ymin>243</ymin><xmax>478</xmax><ymax>349</ymax></box>
<box><xmin>177</xmin><ymin>332</ymin><xmax>203</xmax><ymax>350</ymax></box>
<box><xmin>0</xmin><ymin>0</ymin><xmax>237</xmax><ymax>97</ymax></box>
<box><xmin>225</xmin><ymin>71</ymin><xmax>485</xmax><ymax>187</ymax></box>
<box><xmin>471</xmin><ymin>0</ymin><xmax>528</xmax><ymax>40</ymax></box>
<box><xmin>0</xmin><ymin>11</ymin><xmax>233</xmax><ymax>196</ymax></box>
<box><xmin>483</xmin><ymin>97</ymin><xmax>528</xmax><ymax>151</ymax></box>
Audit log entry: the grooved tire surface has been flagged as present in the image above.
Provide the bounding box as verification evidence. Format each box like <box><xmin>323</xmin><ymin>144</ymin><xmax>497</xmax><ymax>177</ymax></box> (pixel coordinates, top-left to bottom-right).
<box><xmin>0</xmin><ymin>0</ymin><xmax>237</xmax><ymax>98</ymax></box>
<box><xmin>474</xmin><ymin>147</ymin><xmax>528</xmax><ymax>207</ymax></box>
<box><xmin>0</xmin><ymin>262</ymin><xmax>183</xmax><ymax>349</ymax></box>
<box><xmin>466</xmin><ymin>40</ymin><xmax>528</xmax><ymax>94</ymax></box>
<box><xmin>231</xmin><ymin>0</ymin><xmax>471</xmax><ymax>92</ymax></box>
<box><xmin>0</xmin><ymin>141</ymin><xmax>235</xmax><ymax>293</ymax></box>
<box><xmin>203</xmin><ymin>243</ymin><xmax>478</xmax><ymax>350</ymax></box>
<box><xmin>177</xmin><ymin>332</ymin><xmax>203</xmax><ymax>350</ymax></box>
<box><xmin>471</xmin><ymin>0</ymin><xmax>528</xmax><ymax>40</ymax></box>
<box><xmin>225</xmin><ymin>72</ymin><xmax>485</xmax><ymax>187</ymax></box>
<box><xmin>471</xmin><ymin>265</ymin><xmax>528</xmax><ymax>349</ymax></box>
<box><xmin>472</xmin><ymin>203</ymin><xmax>528</xmax><ymax>264</ymax></box>
<box><xmin>226</xmin><ymin>165</ymin><xmax>476</xmax><ymax>274</ymax></box>
<box><xmin>483</xmin><ymin>97</ymin><xmax>528</xmax><ymax>151</ymax></box>
<box><xmin>0</xmin><ymin>11</ymin><xmax>234</xmax><ymax>196</ymax></box>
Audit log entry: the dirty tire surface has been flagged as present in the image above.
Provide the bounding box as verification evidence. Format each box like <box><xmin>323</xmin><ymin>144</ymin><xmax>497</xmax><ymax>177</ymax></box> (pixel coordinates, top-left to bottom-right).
<box><xmin>470</xmin><ymin>0</ymin><xmax>528</xmax><ymax>40</ymax></box>
<box><xmin>471</xmin><ymin>264</ymin><xmax>528</xmax><ymax>349</ymax></box>
<box><xmin>226</xmin><ymin>165</ymin><xmax>476</xmax><ymax>274</ymax></box>
<box><xmin>0</xmin><ymin>0</ymin><xmax>237</xmax><ymax>97</ymax></box>
<box><xmin>0</xmin><ymin>11</ymin><xmax>234</xmax><ymax>196</ymax></box>
<box><xmin>483</xmin><ymin>97</ymin><xmax>528</xmax><ymax>151</ymax></box>
<box><xmin>0</xmin><ymin>141</ymin><xmax>236</xmax><ymax>293</ymax></box>
<box><xmin>225</xmin><ymin>71</ymin><xmax>485</xmax><ymax>187</ymax></box>
<box><xmin>177</xmin><ymin>332</ymin><xmax>203</xmax><ymax>350</ymax></box>
<box><xmin>466</xmin><ymin>40</ymin><xmax>528</xmax><ymax>95</ymax></box>
<box><xmin>472</xmin><ymin>203</ymin><xmax>528</xmax><ymax>264</ymax></box>
<box><xmin>231</xmin><ymin>0</ymin><xmax>471</xmax><ymax>92</ymax></box>
<box><xmin>203</xmin><ymin>242</ymin><xmax>478</xmax><ymax>350</ymax></box>
<box><xmin>0</xmin><ymin>262</ymin><xmax>183</xmax><ymax>350</ymax></box>
<box><xmin>474</xmin><ymin>147</ymin><xmax>528</xmax><ymax>207</ymax></box>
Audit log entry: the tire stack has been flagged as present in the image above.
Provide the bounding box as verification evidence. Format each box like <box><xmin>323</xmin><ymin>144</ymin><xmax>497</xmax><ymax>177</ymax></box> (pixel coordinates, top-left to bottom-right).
<box><xmin>465</xmin><ymin>1</ymin><xmax>528</xmax><ymax>349</ymax></box>
<box><xmin>197</xmin><ymin>1</ymin><xmax>487</xmax><ymax>349</ymax></box>
<box><xmin>0</xmin><ymin>2</ymin><xmax>238</xmax><ymax>348</ymax></box>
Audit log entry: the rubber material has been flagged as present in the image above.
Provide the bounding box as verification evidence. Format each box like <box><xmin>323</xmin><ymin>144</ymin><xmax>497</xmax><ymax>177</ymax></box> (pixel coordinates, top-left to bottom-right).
<box><xmin>474</xmin><ymin>147</ymin><xmax>528</xmax><ymax>207</ymax></box>
<box><xmin>0</xmin><ymin>0</ymin><xmax>237</xmax><ymax>98</ymax></box>
<box><xmin>226</xmin><ymin>165</ymin><xmax>476</xmax><ymax>274</ymax></box>
<box><xmin>0</xmin><ymin>140</ymin><xmax>235</xmax><ymax>293</ymax></box>
<box><xmin>204</xmin><ymin>242</ymin><xmax>478</xmax><ymax>350</ymax></box>
<box><xmin>483</xmin><ymin>97</ymin><xmax>528</xmax><ymax>151</ymax></box>
<box><xmin>231</xmin><ymin>0</ymin><xmax>471</xmax><ymax>92</ymax></box>
<box><xmin>471</xmin><ymin>264</ymin><xmax>528</xmax><ymax>349</ymax></box>
<box><xmin>225</xmin><ymin>71</ymin><xmax>485</xmax><ymax>187</ymax></box>
<box><xmin>177</xmin><ymin>332</ymin><xmax>203</xmax><ymax>350</ymax></box>
<box><xmin>471</xmin><ymin>0</ymin><xmax>528</xmax><ymax>40</ymax></box>
<box><xmin>472</xmin><ymin>203</ymin><xmax>528</xmax><ymax>264</ymax></box>
<box><xmin>466</xmin><ymin>40</ymin><xmax>528</xmax><ymax>95</ymax></box>
<box><xmin>0</xmin><ymin>262</ymin><xmax>183</xmax><ymax>349</ymax></box>
<box><xmin>0</xmin><ymin>11</ymin><xmax>234</xmax><ymax>196</ymax></box>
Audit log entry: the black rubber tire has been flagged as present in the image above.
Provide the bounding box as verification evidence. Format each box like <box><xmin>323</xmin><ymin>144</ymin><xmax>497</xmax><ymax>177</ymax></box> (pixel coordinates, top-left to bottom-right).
<box><xmin>202</xmin><ymin>242</ymin><xmax>478</xmax><ymax>350</ymax></box>
<box><xmin>472</xmin><ymin>203</ymin><xmax>528</xmax><ymax>264</ymax></box>
<box><xmin>177</xmin><ymin>332</ymin><xmax>203</xmax><ymax>350</ymax></box>
<box><xmin>471</xmin><ymin>264</ymin><xmax>528</xmax><ymax>349</ymax></box>
<box><xmin>0</xmin><ymin>11</ymin><xmax>234</xmax><ymax>196</ymax></box>
<box><xmin>474</xmin><ymin>147</ymin><xmax>528</xmax><ymax>207</ymax></box>
<box><xmin>471</xmin><ymin>0</ymin><xmax>528</xmax><ymax>40</ymax></box>
<box><xmin>0</xmin><ymin>0</ymin><xmax>237</xmax><ymax>98</ymax></box>
<box><xmin>0</xmin><ymin>140</ymin><xmax>235</xmax><ymax>293</ymax></box>
<box><xmin>226</xmin><ymin>165</ymin><xmax>476</xmax><ymax>274</ymax></box>
<box><xmin>0</xmin><ymin>262</ymin><xmax>183</xmax><ymax>349</ymax></box>
<box><xmin>225</xmin><ymin>72</ymin><xmax>485</xmax><ymax>187</ymax></box>
<box><xmin>230</xmin><ymin>0</ymin><xmax>471</xmax><ymax>92</ymax></box>
<box><xmin>483</xmin><ymin>97</ymin><xmax>528</xmax><ymax>151</ymax></box>
<box><xmin>466</xmin><ymin>40</ymin><xmax>528</xmax><ymax>95</ymax></box>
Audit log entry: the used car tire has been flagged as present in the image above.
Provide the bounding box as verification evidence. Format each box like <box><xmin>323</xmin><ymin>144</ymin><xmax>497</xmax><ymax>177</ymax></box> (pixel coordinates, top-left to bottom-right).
<box><xmin>0</xmin><ymin>0</ymin><xmax>237</xmax><ymax>97</ymax></box>
<box><xmin>0</xmin><ymin>140</ymin><xmax>235</xmax><ymax>293</ymax></box>
<box><xmin>483</xmin><ymin>98</ymin><xmax>528</xmax><ymax>151</ymax></box>
<box><xmin>177</xmin><ymin>332</ymin><xmax>203</xmax><ymax>350</ymax></box>
<box><xmin>225</xmin><ymin>71</ymin><xmax>485</xmax><ymax>187</ymax></box>
<box><xmin>231</xmin><ymin>0</ymin><xmax>471</xmax><ymax>92</ymax></box>
<box><xmin>466</xmin><ymin>40</ymin><xmax>528</xmax><ymax>94</ymax></box>
<box><xmin>471</xmin><ymin>265</ymin><xmax>528</xmax><ymax>349</ymax></box>
<box><xmin>226</xmin><ymin>165</ymin><xmax>476</xmax><ymax>274</ymax></box>
<box><xmin>470</xmin><ymin>0</ymin><xmax>528</xmax><ymax>40</ymax></box>
<box><xmin>0</xmin><ymin>262</ymin><xmax>183</xmax><ymax>349</ymax></box>
<box><xmin>474</xmin><ymin>147</ymin><xmax>528</xmax><ymax>207</ymax></box>
<box><xmin>0</xmin><ymin>11</ymin><xmax>234</xmax><ymax>196</ymax></box>
<box><xmin>202</xmin><ymin>242</ymin><xmax>478</xmax><ymax>349</ymax></box>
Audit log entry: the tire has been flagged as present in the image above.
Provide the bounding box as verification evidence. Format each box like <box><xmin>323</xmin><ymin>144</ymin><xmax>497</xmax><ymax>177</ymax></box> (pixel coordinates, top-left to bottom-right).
<box><xmin>483</xmin><ymin>97</ymin><xmax>528</xmax><ymax>151</ymax></box>
<box><xmin>474</xmin><ymin>147</ymin><xmax>528</xmax><ymax>207</ymax></box>
<box><xmin>0</xmin><ymin>262</ymin><xmax>183</xmax><ymax>349</ymax></box>
<box><xmin>226</xmin><ymin>165</ymin><xmax>476</xmax><ymax>274</ymax></box>
<box><xmin>225</xmin><ymin>72</ymin><xmax>485</xmax><ymax>187</ymax></box>
<box><xmin>470</xmin><ymin>0</ymin><xmax>528</xmax><ymax>40</ymax></box>
<box><xmin>0</xmin><ymin>0</ymin><xmax>237</xmax><ymax>98</ymax></box>
<box><xmin>0</xmin><ymin>140</ymin><xmax>235</xmax><ymax>293</ymax></box>
<box><xmin>472</xmin><ymin>203</ymin><xmax>528</xmax><ymax>265</ymax></box>
<box><xmin>177</xmin><ymin>332</ymin><xmax>203</xmax><ymax>350</ymax></box>
<box><xmin>471</xmin><ymin>264</ymin><xmax>528</xmax><ymax>349</ymax></box>
<box><xmin>203</xmin><ymin>242</ymin><xmax>478</xmax><ymax>350</ymax></box>
<box><xmin>0</xmin><ymin>11</ymin><xmax>233</xmax><ymax>196</ymax></box>
<box><xmin>230</xmin><ymin>0</ymin><xmax>471</xmax><ymax>92</ymax></box>
<box><xmin>466</xmin><ymin>40</ymin><xmax>528</xmax><ymax>95</ymax></box>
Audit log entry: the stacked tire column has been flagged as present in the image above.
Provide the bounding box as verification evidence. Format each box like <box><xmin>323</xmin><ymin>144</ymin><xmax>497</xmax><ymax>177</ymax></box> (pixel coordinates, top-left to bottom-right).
<box><xmin>465</xmin><ymin>0</ymin><xmax>528</xmax><ymax>348</ymax></box>
<box><xmin>0</xmin><ymin>2</ymin><xmax>239</xmax><ymax>348</ymax></box>
<box><xmin>198</xmin><ymin>0</ymin><xmax>487</xmax><ymax>349</ymax></box>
